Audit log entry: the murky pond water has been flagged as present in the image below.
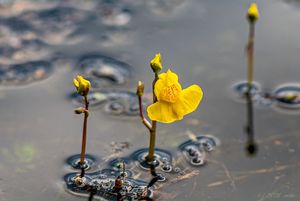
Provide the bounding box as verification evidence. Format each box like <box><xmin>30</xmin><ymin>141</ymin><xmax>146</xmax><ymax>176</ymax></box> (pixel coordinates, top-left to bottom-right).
<box><xmin>1</xmin><ymin>0</ymin><xmax>300</xmax><ymax>200</ymax></box>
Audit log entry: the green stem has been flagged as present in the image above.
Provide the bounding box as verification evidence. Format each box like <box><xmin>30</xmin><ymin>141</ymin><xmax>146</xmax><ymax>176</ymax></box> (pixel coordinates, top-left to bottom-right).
<box><xmin>80</xmin><ymin>96</ymin><xmax>89</xmax><ymax>167</ymax></box>
<box><xmin>147</xmin><ymin>73</ymin><xmax>159</xmax><ymax>163</ymax></box>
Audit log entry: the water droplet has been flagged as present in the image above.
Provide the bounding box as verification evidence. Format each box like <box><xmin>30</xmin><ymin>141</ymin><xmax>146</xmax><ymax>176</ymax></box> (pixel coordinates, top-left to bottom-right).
<box><xmin>174</xmin><ymin>167</ymin><xmax>182</xmax><ymax>173</ymax></box>
<box><xmin>156</xmin><ymin>173</ymin><xmax>166</xmax><ymax>182</ymax></box>
<box><xmin>186</xmin><ymin>146</ymin><xmax>197</xmax><ymax>156</ymax></box>
<box><xmin>190</xmin><ymin>157</ymin><xmax>205</xmax><ymax>166</ymax></box>
<box><xmin>161</xmin><ymin>164</ymin><xmax>172</xmax><ymax>172</ymax></box>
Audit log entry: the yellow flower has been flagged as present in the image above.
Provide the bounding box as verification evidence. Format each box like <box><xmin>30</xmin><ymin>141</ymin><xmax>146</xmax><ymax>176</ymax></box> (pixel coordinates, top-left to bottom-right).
<box><xmin>147</xmin><ymin>69</ymin><xmax>203</xmax><ymax>123</ymax></box>
<box><xmin>247</xmin><ymin>3</ymin><xmax>259</xmax><ymax>23</ymax></box>
<box><xmin>73</xmin><ymin>75</ymin><xmax>91</xmax><ymax>96</ymax></box>
<box><xmin>150</xmin><ymin>53</ymin><xmax>162</xmax><ymax>73</ymax></box>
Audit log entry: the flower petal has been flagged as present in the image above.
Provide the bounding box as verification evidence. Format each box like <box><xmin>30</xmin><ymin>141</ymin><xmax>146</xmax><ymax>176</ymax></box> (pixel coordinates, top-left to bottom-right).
<box><xmin>175</xmin><ymin>84</ymin><xmax>203</xmax><ymax>115</ymax></box>
<box><xmin>147</xmin><ymin>101</ymin><xmax>183</xmax><ymax>123</ymax></box>
<box><xmin>154</xmin><ymin>69</ymin><xmax>181</xmax><ymax>98</ymax></box>
<box><xmin>73</xmin><ymin>78</ymin><xmax>79</xmax><ymax>89</ymax></box>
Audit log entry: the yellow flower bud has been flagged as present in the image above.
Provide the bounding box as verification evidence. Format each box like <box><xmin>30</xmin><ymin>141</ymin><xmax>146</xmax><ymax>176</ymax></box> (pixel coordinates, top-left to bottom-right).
<box><xmin>73</xmin><ymin>75</ymin><xmax>91</xmax><ymax>96</ymax></box>
<box><xmin>247</xmin><ymin>3</ymin><xmax>259</xmax><ymax>23</ymax></box>
<box><xmin>136</xmin><ymin>81</ymin><xmax>144</xmax><ymax>97</ymax></box>
<box><xmin>150</xmin><ymin>53</ymin><xmax>162</xmax><ymax>73</ymax></box>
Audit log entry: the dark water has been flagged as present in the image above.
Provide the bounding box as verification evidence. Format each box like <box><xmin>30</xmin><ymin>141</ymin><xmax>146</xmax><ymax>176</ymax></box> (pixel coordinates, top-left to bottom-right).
<box><xmin>1</xmin><ymin>0</ymin><xmax>300</xmax><ymax>200</ymax></box>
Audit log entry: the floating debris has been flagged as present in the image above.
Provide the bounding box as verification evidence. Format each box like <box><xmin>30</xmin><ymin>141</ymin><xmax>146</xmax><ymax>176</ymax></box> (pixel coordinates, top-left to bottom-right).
<box><xmin>0</xmin><ymin>60</ymin><xmax>53</xmax><ymax>86</ymax></box>
<box><xmin>178</xmin><ymin>135</ymin><xmax>220</xmax><ymax>166</ymax></box>
<box><xmin>272</xmin><ymin>84</ymin><xmax>300</xmax><ymax>109</ymax></box>
<box><xmin>76</xmin><ymin>55</ymin><xmax>131</xmax><ymax>88</ymax></box>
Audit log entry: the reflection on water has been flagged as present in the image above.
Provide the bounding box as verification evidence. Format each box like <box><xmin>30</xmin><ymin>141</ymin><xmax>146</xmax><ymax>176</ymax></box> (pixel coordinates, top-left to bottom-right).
<box><xmin>245</xmin><ymin>90</ymin><xmax>257</xmax><ymax>156</ymax></box>
<box><xmin>1</xmin><ymin>0</ymin><xmax>300</xmax><ymax>201</ymax></box>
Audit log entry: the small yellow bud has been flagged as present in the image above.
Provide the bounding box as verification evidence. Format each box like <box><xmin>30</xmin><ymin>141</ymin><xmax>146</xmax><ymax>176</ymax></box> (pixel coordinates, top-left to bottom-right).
<box><xmin>150</xmin><ymin>53</ymin><xmax>162</xmax><ymax>73</ymax></box>
<box><xmin>136</xmin><ymin>81</ymin><xmax>144</xmax><ymax>97</ymax></box>
<box><xmin>247</xmin><ymin>3</ymin><xmax>259</xmax><ymax>23</ymax></box>
<box><xmin>73</xmin><ymin>75</ymin><xmax>91</xmax><ymax>96</ymax></box>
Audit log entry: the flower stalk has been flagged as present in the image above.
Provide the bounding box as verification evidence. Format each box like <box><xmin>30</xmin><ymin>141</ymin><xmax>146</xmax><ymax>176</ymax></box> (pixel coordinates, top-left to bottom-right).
<box><xmin>246</xmin><ymin>3</ymin><xmax>259</xmax><ymax>92</ymax></box>
<box><xmin>73</xmin><ymin>75</ymin><xmax>91</xmax><ymax>177</ymax></box>
<box><xmin>245</xmin><ymin>3</ymin><xmax>259</xmax><ymax>155</ymax></box>
<box><xmin>80</xmin><ymin>95</ymin><xmax>89</xmax><ymax>167</ymax></box>
<box><xmin>147</xmin><ymin>72</ymin><xmax>159</xmax><ymax>162</ymax></box>
<box><xmin>136</xmin><ymin>73</ymin><xmax>159</xmax><ymax>163</ymax></box>
<box><xmin>137</xmin><ymin>54</ymin><xmax>161</xmax><ymax>163</ymax></box>
<box><xmin>247</xmin><ymin>22</ymin><xmax>255</xmax><ymax>91</ymax></box>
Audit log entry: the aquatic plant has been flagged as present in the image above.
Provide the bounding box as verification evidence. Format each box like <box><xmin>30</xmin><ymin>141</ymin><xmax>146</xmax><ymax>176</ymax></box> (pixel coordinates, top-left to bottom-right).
<box><xmin>73</xmin><ymin>75</ymin><xmax>91</xmax><ymax>176</ymax></box>
<box><xmin>137</xmin><ymin>53</ymin><xmax>203</xmax><ymax>163</ymax></box>
<box><xmin>245</xmin><ymin>3</ymin><xmax>259</xmax><ymax>155</ymax></box>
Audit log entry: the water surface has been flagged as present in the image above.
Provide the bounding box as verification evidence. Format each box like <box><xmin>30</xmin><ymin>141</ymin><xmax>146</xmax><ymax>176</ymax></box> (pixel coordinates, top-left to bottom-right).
<box><xmin>1</xmin><ymin>0</ymin><xmax>300</xmax><ymax>200</ymax></box>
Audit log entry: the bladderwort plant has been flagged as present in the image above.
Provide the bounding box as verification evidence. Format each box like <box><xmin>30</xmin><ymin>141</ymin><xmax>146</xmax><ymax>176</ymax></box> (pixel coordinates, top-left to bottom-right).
<box><xmin>137</xmin><ymin>53</ymin><xmax>203</xmax><ymax>164</ymax></box>
<box><xmin>245</xmin><ymin>3</ymin><xmax>259</xmax><ymax>155</ymax></box>
<box><xmin>73</xmin><ymin>75</ymin><xmax>91</xmax><ymax>177</ymax></box>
